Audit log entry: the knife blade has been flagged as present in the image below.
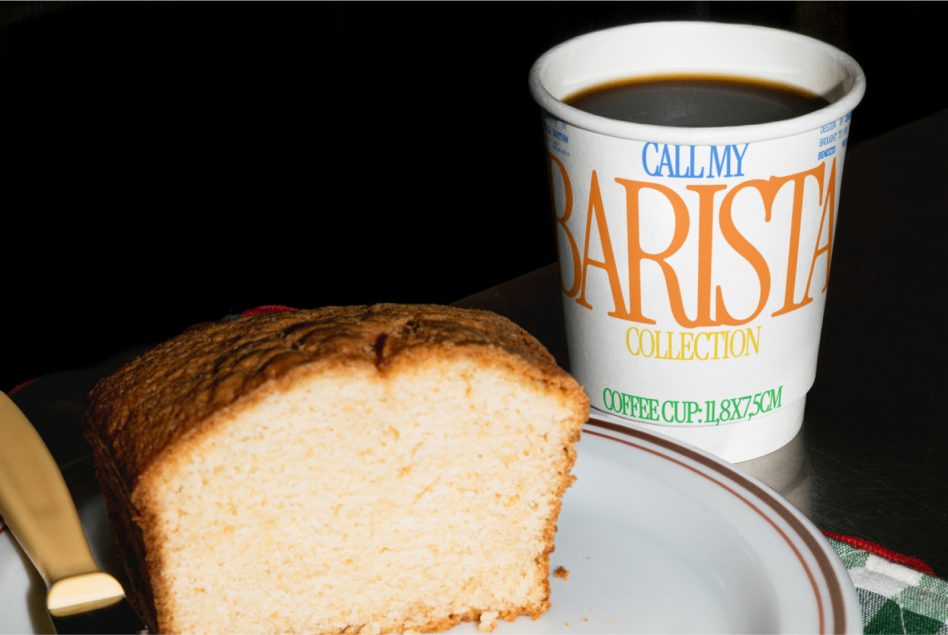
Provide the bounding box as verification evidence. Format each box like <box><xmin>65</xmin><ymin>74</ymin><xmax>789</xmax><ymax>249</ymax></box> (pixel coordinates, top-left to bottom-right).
<box><xmin>0</xmin><ymin>392</ymin><xmax>146</xmax><ymax>633</ymax></box>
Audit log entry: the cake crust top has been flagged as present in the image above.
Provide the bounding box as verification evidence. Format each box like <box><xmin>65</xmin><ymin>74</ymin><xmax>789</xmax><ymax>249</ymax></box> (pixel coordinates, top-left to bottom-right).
<box><xmin>85</xmin><ymin>304</ymin><xmax>587</xmax><ymax>490</ymax></box>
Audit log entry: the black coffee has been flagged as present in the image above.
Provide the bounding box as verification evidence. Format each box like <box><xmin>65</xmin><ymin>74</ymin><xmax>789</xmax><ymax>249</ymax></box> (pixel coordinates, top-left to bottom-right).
<box><xmin>565</xmin><ymin>75</ymin><xmax>830</xmax><ymax>127</ymax></box>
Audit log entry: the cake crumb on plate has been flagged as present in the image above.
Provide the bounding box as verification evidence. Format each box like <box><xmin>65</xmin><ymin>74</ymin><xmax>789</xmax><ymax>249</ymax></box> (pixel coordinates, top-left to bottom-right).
<box><xmin>478</xmin><ymin>611</ymin><xmax>499</xmax><ymax>633</ymax></box>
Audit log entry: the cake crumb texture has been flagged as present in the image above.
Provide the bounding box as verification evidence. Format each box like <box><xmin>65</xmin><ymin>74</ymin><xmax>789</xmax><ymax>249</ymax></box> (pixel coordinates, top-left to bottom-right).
<box><xmin>478</xmin><ymin>611</ymin><xmax>499</xmax><ymax>633</ymax></box>
<box><xmin>85</xmin><ymin>304</ymin><xmax>588</xmax><ymax>633</ymax></box>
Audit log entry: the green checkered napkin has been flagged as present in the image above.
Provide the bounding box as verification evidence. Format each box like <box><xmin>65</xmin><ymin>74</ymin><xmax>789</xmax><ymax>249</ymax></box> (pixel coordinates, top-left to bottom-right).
<box><xmin>830</xmin><ymin>538</ymin><xmax>948</xmax><ymax>634</ymax></box>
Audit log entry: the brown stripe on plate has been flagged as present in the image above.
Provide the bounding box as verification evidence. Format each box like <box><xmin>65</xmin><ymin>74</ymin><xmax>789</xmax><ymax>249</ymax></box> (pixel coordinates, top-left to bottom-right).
<box><xmin>585</xmin><ymin>417</ymin><xmax>846</xmax><ymax>634</ymax></box>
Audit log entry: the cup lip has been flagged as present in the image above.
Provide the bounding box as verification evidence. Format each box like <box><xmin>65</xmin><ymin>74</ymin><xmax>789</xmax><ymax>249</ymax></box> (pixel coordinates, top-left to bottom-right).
<box><xmin>529</xmin><ymin>21</ymin><xmax>866</xmax><ymax>145</ymax></box>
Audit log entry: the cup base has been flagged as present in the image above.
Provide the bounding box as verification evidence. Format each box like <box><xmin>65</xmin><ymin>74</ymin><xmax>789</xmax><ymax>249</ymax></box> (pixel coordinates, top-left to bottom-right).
<box><xmin>590</xmin><ymin>397</ymin><xmax>805</xmax><ymax>463</ymax></box>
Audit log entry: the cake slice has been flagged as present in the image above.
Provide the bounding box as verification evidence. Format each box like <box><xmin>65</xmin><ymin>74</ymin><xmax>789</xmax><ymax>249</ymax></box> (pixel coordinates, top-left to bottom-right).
<box><xmin>85</xmin><ymin>304</ymin><xmax>588</xmax><ymax>633</ymax></box>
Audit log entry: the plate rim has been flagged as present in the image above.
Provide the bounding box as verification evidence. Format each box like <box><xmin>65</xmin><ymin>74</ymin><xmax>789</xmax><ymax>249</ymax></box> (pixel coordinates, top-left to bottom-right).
<box><xmin>584</xmin><ymin>415</ymin><xmax>859</xmax><ymax>635</ymax></box>
<box><xmin>0</xmin><ymin>404</ymin><xmax>859</xmax><ymax>635</ymax></box>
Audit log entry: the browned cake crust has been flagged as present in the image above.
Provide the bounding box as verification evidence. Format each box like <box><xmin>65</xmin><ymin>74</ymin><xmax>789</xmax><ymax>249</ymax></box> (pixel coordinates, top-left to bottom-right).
<box><xmin>84</xmin><ymin>304</ymin><xmax>589</xmax><ymax>632</ymax></box>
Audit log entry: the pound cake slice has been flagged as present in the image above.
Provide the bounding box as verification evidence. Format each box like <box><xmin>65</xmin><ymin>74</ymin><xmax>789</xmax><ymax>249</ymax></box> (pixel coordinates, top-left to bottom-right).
<box><xmin>85</xmin><ymin>304</ymin><xmax>588</xmax><ymax>634</ymax></box>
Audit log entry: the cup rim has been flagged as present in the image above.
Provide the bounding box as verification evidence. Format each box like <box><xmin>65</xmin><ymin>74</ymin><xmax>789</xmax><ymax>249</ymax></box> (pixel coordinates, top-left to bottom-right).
<box><xmin>529</xmin><ymin>21</ymin><xmax>866</xmax><ymax>145</ymax></box>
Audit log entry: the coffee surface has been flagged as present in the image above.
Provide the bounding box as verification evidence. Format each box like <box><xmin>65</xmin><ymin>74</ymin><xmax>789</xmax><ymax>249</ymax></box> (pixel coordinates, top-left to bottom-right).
<box><xmin>565</xmin><ymin>75</ymin><xmax>830</xmax><ymax>127</ymax></box>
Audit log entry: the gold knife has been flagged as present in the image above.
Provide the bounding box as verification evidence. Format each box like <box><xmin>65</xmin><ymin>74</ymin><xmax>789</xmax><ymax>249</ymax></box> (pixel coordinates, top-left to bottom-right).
<box><xmin>0</xmin><ymin>391</ymin><xmax>144</xmax><ymax>633</ymax></box>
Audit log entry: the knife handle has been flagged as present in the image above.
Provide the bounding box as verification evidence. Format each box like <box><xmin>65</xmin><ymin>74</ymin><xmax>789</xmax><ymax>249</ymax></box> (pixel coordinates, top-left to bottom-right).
<box><xmin>0</xmin><ymin>392</ymin><xmax>101</xmax><ymax>585</ymax></box>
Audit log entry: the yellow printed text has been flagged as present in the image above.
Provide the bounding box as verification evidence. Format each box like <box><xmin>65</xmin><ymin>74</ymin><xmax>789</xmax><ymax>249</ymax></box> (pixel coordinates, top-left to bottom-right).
<box><xmin>625</xmin><ymin>325</ymin><xmax>762</xmax><ymax>361</ymax></box>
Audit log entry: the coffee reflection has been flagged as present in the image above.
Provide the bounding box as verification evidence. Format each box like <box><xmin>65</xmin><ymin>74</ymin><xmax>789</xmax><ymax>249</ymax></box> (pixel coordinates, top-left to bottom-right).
<box><xmin>738</xmin><ymin>429</ymin><xmax>811</xmax><ymax>517</ymax></box>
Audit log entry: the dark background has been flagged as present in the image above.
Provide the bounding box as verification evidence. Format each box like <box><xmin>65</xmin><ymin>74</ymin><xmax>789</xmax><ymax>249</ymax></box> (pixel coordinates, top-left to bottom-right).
<box><xmin>3</xmin><ymin>2</ymin><xmax>945</xmax><ymax>391</ymax></box>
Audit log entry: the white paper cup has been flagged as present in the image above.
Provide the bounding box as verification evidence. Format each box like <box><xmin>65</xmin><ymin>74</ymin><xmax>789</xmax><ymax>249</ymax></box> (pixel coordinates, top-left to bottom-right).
<box><xmin>530</xmin><ymin>22</ymin><xmax>865</xmax><ymax>462</ymax></box>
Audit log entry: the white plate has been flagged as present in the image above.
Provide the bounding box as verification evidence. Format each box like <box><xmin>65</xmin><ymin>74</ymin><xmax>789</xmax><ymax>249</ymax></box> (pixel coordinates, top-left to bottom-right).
<box><xmin>0</xmin><ymin>415</ymin><xmax>859</xmax><ymax>634</ymax></box>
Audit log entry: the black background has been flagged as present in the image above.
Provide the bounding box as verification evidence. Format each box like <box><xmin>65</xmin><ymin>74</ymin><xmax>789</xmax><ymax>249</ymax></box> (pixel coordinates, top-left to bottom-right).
<box><xmin>3</xmin><ymin>2</ymin><xmax>945</xmax><ymax>391</ymax></box>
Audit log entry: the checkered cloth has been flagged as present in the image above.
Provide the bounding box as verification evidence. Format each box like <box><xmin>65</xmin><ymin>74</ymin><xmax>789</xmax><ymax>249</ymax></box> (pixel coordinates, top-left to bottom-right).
<box><xmin>0</xmin><ymin>521</ymin><xmax>945</xmax><ymax>632</ymax></box>
<box><xmin>830</xmin><ymin>538</ymin><xmax>948</xmax><ymax>634</ymax></box>
<box><xmin>6</xmin><ymin>314</ymin><xmax>948</xmax><ymax>634</ymax></box>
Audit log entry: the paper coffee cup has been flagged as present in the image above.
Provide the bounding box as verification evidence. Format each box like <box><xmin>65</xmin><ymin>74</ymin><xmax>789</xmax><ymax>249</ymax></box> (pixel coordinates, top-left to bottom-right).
<box><xmin>530</xmin><ymin>22</ymin><xmax>865</xmax><ymax>462</ymax></box>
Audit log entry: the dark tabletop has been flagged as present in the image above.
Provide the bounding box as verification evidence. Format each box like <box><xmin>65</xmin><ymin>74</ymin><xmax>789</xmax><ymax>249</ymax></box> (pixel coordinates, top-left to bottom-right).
<box><xmin>457</xmin><ymin>109</ymin><xmax>948</xmax><ymax>576</ymax></box>
<box><xmin>10</xmin><ymin>110</ymin><xmax>948</xmax><ymax>587</ymax></box>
